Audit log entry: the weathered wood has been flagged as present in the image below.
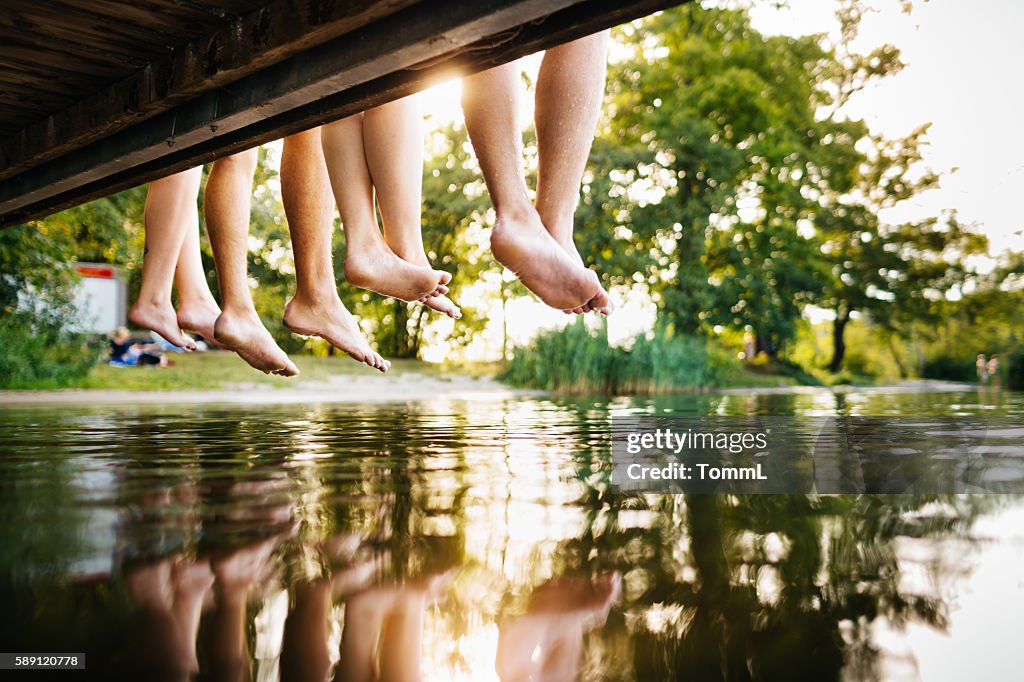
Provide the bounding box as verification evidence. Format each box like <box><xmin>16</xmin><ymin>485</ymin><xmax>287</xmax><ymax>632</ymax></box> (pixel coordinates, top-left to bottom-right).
<box><xmin>0</xmin><ymin>0</ymin><xmax>684</xmax><ymax>228</ymax></box>
<box><xmin>0</xmin><ymin>0</ymin><xmax>420</xmax><ymax>183</ymax></box>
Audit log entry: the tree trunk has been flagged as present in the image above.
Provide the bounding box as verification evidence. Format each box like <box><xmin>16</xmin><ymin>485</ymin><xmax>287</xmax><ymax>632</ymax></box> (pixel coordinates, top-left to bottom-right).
<box><xmin>756</xmin><ymin>334</ymin><xmax>777</xmax><ymax>358</ymax></box>
<box><xmin>829</xmin><ymin>309</ymin><xmax>849</xmax><ymax>373</ymax></box>
<box><xmin>886</xmin><ymin>333</ymin><xmax>907</xmax><ymax>378</ymax></box>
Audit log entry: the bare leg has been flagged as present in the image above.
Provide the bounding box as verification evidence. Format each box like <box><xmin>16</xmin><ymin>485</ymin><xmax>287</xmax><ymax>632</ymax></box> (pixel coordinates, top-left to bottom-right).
<box><xmin>281</xmin><ymin>580</ymin><xmax>335</xmax><ymax>682</ymax></box>
<box><xmin>205</xmin><ymin>150</ymin><xmax>299</xmax><ymax>376</ymax></box>
<box><xmin>279</xmin><ymin>130</ymin><xmax>389</xmax><ymax>372</ymax></box>
<box><xmin>321</xmin><ymin>113</ymin><xmax>447</xmax><ymax>303</ymax></box>
<box><xmin>363</xmin><ymin>98</ymin><xmax>461</xmax><ymax>319</ymax></box>
<box><xmin>535</xmin><ymin>32</ymin><xmax>609</xmax><ymax>264</ymax></box>
<box><xmin>129</xmin><ymin>169</ymin><xmax>202</xmax><ymax>350</ymax></box>
<box><xmin>207</xmin><ymin>537</ymin><xmax>279</xmax><ymax>682</ymax></box>
<box><xmin>495</xmin><ymin>573</ymin><xmax>620</xmax><ymax>682</ymax></box>
<box><xmin>174</xmin><ymin>209</ymin><xmax>223</xmax><ymax>346</ymax></box>
<box><xmin>462</xmin><ymin>62</ymin><xmax>611</xmax><ymax>314</ymax></box>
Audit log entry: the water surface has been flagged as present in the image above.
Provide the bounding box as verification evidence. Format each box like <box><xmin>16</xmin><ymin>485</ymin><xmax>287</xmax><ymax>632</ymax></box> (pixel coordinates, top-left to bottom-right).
<box><xmin>1</xmin><ymin>388</ymin><xmax>1022</xmax><ymax>681</ymax></box>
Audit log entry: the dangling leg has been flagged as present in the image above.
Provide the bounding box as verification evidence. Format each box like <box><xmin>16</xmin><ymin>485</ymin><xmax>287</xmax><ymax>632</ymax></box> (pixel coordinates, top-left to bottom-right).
<box><xmin>280</xmin><ymin>129</ymin><xmax>389</xmax><ymax>372</ymax></box>
<box><xmin>129</xmin><ymin>168</ymin><xmax>202</xmax><ymax>350</ymax></box>
<box><xmin>205</xmin><ymin>150</ymin><xmax>299</xmax><ymax>376</ymax></box>
<box><xmin>321</xmin><ymin>113</ymin><xmax>446</xmax><ymax>303</ymax></box>
<box><xmin>362</xmin><ymin>97</ymin><xmax>461</xmax><ymax>319</ymax></box>
<box><xmin>461</xmin><ymin>62</ymin><xmax>611</xmax><ymax>314</ymax></box>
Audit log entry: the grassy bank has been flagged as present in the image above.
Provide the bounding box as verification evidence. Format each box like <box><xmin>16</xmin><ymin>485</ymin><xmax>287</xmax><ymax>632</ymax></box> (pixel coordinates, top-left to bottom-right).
<box><xmin>498</xmin><ymin>320</ymin><xmax>800</xmax><ymax>394</ymax></box>
<box><xmin>3</xmin><ymin>351</ymin><xmax>500</xmax><ymax>392</ymax></box>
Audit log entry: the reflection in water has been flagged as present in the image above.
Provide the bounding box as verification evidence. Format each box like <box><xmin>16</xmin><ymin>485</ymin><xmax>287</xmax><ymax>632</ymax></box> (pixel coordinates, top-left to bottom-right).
<box><xmin>0</xmin><ymin>389</ymin><xmax>1021</xmax><ymax>680</ymax></box>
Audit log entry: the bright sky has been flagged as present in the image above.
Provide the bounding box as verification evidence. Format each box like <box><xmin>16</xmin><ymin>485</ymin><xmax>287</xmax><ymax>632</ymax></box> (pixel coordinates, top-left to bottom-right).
<box><xmin>411</xmin><ymin>0</ymin><xmax>1024</xmax><ymax>356</ymax></box>
<box><xmin>747</xmin><ymin>0</ymin><xmax>1024</xmax><ymax>255</ymax></box>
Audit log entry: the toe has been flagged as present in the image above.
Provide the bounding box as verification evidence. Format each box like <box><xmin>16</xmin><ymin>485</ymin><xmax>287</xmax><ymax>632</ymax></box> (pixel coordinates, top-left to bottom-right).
<box><xmin>589</xmin><ymin>287</ymin><xmax>613</xmax><ymax>315</ymax></box>
<box><xmin>436</xmin><ymin>270</ymin><xmax>452</xmax><ymax>286</ymax></box>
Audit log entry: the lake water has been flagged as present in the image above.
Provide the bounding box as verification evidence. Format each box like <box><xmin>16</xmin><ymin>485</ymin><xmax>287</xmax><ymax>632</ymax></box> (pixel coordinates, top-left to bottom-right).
<box><xmin>1</xmin><ymin>387</ymin><xmax>1022</xmax><ymax>681</ymax></box>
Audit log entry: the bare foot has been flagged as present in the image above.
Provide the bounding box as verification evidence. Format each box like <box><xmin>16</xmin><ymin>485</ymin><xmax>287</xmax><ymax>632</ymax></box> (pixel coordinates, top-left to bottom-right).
<box><xmin>214</xmin><ymin>309</ymin><xmax>299</xmax><ymax>376</ymax></box>
<box><xmin>176</xmin><ymin>299</ymin><xmax>225</xmax><ymax>348</ymax></box>
<box><xmin>211</xmin><ymin>536</ymin><xmax>280</xmax><ymax>594</ymax></box>
<box><xmin>345</xmin><ymin>244</ymin><xmax>449</xmax><ymax>302</ymax></box>
<box><xmin>418</xmin><ymin>293</ymin><xmax>462</xmax><ymax>319</ymax></box>
<box><xmin>283</xmin><ymin>296</ymin><xmax>390</xmax><ymax>372</ymax></box>
<box><xmin>129</xmin><ymin>299</ymin><xmax>197</xmax><ymax>350</ymax></box>
<box><xmin>491</xmin><ymin>212</ymin><xmax>612</xmax><ymax>314</ymax></box>
<box><xmin>172</xmin><ymin>558</ymin><xmax>215</xmax><ymax>601</ymax></box>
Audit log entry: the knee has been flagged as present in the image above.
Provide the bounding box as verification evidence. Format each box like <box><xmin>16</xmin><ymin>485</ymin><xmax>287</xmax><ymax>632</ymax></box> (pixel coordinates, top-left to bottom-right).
<box><xmin>213</xmin><ymin>148</ymin><xmax>258</xmax><ymax>177</ymax></box>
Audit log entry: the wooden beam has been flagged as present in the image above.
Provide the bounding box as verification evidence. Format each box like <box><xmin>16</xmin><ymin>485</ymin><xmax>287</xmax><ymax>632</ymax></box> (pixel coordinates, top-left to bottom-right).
<box><xmin>0</xmin><ymin>0</ymin><xmax>684</xmax><ymax>228</ymax></box>
<box><xmin>0</xmin><ymin>0</ymin><xmax>422</xmax><ymax>183</ymax></box>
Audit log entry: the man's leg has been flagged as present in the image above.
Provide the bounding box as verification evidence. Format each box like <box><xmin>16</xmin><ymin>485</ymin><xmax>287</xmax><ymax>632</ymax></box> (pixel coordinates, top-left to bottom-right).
<box><xmin>362</xmin><ymin>98</ymin><xmax>460</xmax><ymax>319</ymax></box>
<box><xmin>205</xmin><ymin>149</ymin><xmax>299</xmax><ymax>376</ymax></box>
<box><xmin>534</xmin><ymin>32</ymin><xmax>609</xmax><ymax>264</ymax></box>
<box><xmin>129</xmin><ymin>168</ymin><xmax>202</xmax><ymax>350</ymax></box>
<box><xmin>280</xmin><ymin>129</ymin><xmax>389</xmax><ymax>372</ymax></box>
<box><xmin>321</xmin><ymin>114</ymin><xmax>445</xmax><ymax>303</ymax></box>
<box><xmin>461</xmin><ymin>62</ymin><xmax>611</xmax><ymax>314</ymax></box>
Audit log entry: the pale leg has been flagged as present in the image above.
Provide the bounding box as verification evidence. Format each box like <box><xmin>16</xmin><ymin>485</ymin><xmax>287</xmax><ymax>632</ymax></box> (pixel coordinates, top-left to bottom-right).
<box><xmin>362</xmin><ymin>98</ymin><xmax>461</xmax><ymax>319</ymax></box>
<box><xmin>279</xmin><ymin>129</ymin><xmax>389</xmax><ymax>371</ymax></box>
<box><xmin>205</xmin><ymin>150</ymin><xmax>299</xmax><ymax>376</ymax></box>
<box><xmin>534</xmin><ymin>32</ymin><xmax>609</xmax><ymax>262</ymax></box>
<box><xmin>129</xmin><ymin>168</ymin><xmax>202</xmax><ymax>350</ymax></box>
<box><xmin>462</xmin><ymin>62</ymin><xmax>611</xmax><ymax>314</ymax></box>
<box><xmin>321</xmin><ymin>114</ymin><xmax>446</xmax><ymax>303</ymax></box>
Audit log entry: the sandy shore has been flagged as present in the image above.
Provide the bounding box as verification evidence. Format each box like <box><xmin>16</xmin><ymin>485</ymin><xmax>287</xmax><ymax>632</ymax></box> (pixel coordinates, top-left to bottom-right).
<box><xmin>0</xmin><ymin>372</ymin><xmax>540</xmax><ymax>406</ymax></box>
<box><xmin>0</xmin><ymin>377</ymin><xmax>983</xmax><ymax>407</ymax></box>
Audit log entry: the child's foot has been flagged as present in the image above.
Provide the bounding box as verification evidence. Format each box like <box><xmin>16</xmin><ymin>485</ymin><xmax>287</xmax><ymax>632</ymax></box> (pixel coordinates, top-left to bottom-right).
<box><xmin>176</xmin><ymin>299</ymin><xmax>225</xmax><ymax>348</ymax></box>
<box><xmin>129</xmin><ymin>299</ymin><xmax>197</xmax><ymax>350</ymax></box>
<box><xmin>491</xmin><ymin>211</ymin><xmax>612</xmax><ymax>314</ymax></box>
<box><xmin>214</xmin><ymin>308</ymin><xmax>299</xmax><ymax>376</ymax></box>
<box><xmin>345</xmin><ymin>245</ymin><xmax>449</xmax><ymax>302</ymax></box>
<box><xmin>283</xmin><ymin>296</ymin><xmax>390</xmax><ymax>372</ymax></box>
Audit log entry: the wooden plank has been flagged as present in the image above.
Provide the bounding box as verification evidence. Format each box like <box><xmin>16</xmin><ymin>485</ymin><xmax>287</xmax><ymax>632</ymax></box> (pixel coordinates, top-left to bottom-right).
<box><xmin>0</xmin><ymin>0</ymin><xmax>422</xmax><ymax>183</ymax></box>
<box><xmin>0</xmin><ymin>0</ymin><xmax>684</xmax><ymax>228</ymax></box>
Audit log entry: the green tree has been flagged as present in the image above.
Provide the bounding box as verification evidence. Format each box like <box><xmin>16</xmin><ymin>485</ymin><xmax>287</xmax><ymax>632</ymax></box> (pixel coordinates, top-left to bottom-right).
<box><xmin>580</xmin><ymin>5</ymin><xmax>830</xmax><ymax>353</ymax></box>
<box><xmin>813</xmin><ymin>2</ymin><xmax>988</xmax><ymax>371</ymax></box>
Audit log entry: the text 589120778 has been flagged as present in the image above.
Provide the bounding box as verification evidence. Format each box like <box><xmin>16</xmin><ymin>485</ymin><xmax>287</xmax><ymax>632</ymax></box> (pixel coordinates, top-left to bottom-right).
<box><xmin>0</xmin><ymin>654</ymin><xmax>85</xmax><ymax>670</ymax></box>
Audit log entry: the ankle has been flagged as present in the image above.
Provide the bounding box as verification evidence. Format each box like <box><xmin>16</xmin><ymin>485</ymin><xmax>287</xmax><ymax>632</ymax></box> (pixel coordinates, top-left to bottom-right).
<box><xmin>133</xmin><ymin>291</ymin><xmax>171</xmax><ymax>308</ymax></box>
<box><xmin>289</xmin><ymin>289</ymin><xmax>339</xmax><ymax>309</ymax></box>
<box><xmin>494</xmin><ymin>201</ymin><xmax>537</xmax><ymax>227</ymax></box>
<box><xmin>219</xmin><ymin>302</ymin><xmax>258</xmax><ymax>320</ymax></box>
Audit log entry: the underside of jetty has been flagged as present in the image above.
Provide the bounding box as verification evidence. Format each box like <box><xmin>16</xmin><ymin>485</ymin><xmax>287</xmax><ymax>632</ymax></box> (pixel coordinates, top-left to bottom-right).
<box><xmin>0</xmin><ymin>0</ymin><xmax>683</xmax><ymax>229</ymax></box>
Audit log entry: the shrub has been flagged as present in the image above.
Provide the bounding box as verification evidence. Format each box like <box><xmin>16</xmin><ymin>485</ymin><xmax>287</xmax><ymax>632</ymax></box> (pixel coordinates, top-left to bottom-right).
<box><xmin>0</xmin><ymin>311</ymin><xmax>99</xmax><ymax>389</ymax></box>
<box><xmin>920</xmin><ymin>353</ymin><xmax>976</xmax><ymax>382</ymax></box>
<box><xmin>500</xmin><ymin>320</ymin><xmax>726</xmax><ymax>394</ymax></box>
<box><xmin>1007</xmin><ymin>351</ymin><xmax>1024</xmax><ymax>390</ymax></box>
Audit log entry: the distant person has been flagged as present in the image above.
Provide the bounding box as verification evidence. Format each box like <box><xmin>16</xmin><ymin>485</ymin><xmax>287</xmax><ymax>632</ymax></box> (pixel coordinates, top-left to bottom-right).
<box><xmin>977</xmin><ymin>354</ymin><xmax>989</xmax><ymax>383</ymax></box>
<box><xmin>108</xmin><ymin>327</ymin><xmax>168</xmax><ymax>367</ymax></box>
<box><xmin>461</xmin><ymin>32</ymin><xmax>614</xmax><ymax>315</ymax></box>
<box><xmin>988</xmin><ymin>354</ymin><xmax>1001</xmax><ymax>385</ymax></box>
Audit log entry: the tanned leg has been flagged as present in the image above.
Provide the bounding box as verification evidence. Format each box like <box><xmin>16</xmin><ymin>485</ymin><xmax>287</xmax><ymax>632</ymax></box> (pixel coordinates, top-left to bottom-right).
<box><xmin>280</xmin><ymin>129</ymin><xmax>389</xmax><ymax>372</ymax></box>
<box><xmin>534</xmin><ymin>32</ymin><xmax>610</xmax><ymax>313</ymax></box>
<box><xmin>205</xmin><ymin>149</ymin><xmax>299</xmax><ymax>376</ymax></box>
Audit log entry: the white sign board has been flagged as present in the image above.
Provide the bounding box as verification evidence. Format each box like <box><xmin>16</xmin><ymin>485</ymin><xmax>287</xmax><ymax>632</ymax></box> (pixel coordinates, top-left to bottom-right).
<box><xmin>69</xmin><ymin>263</ymin><xmax>126</xmax><ymax>334</ymax></box>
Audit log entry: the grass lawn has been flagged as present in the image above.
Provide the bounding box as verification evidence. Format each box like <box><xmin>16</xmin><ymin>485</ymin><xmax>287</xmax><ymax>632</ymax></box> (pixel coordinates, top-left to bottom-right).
<box><xmin>38</xmin><ymin>351</ymin><xmax>501</xmax><ymax>391</ymax></box>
